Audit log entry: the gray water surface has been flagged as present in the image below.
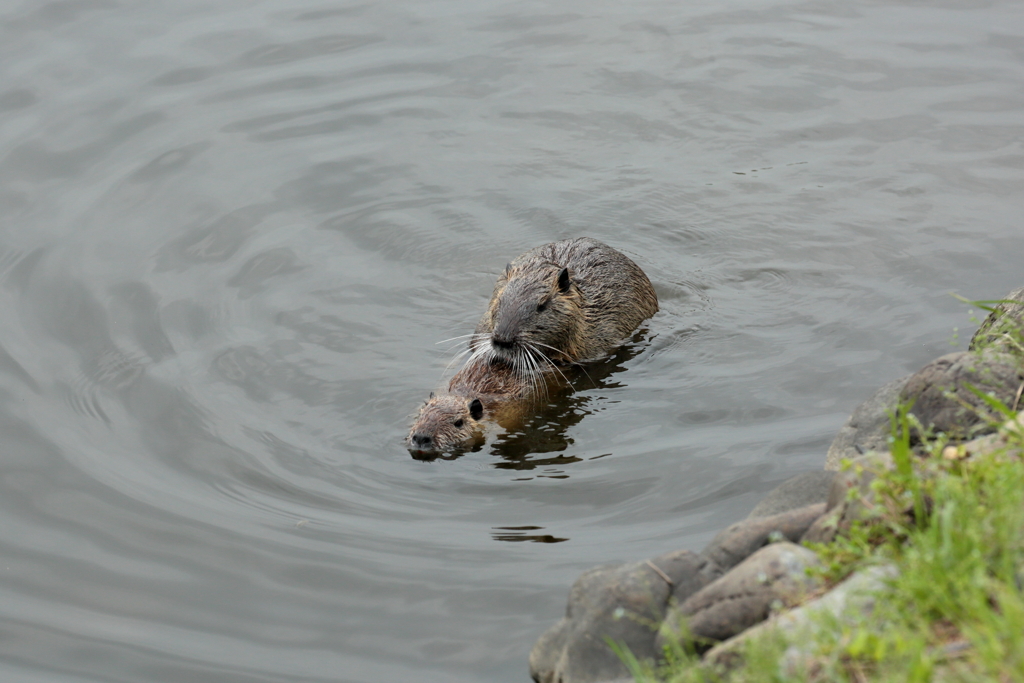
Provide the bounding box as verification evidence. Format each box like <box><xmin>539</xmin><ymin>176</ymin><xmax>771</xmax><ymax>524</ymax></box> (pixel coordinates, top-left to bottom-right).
<box><xmin>1</xmin><ymin>0</ymin><xmax>1022</xmax><ymax>681</ymax></box>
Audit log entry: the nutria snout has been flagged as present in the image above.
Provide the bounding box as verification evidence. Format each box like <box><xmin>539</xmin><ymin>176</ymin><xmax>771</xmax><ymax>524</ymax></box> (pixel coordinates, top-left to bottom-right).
<box><xmin>407</xmin><ymin>237</ymin><xmax>658</xmax><ymax>455</ymax></box>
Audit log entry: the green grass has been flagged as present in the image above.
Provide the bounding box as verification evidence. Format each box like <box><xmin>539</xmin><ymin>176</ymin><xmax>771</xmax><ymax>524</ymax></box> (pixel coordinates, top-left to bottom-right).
<box><xmin>619</xmin><ymin>298</ymin><xmax>1024</xmax><ymax>681</ymax></box>
<box><xmin>633</xmin><ymin>408</ymin><xmax>1024</xmax><ymax>682</ymax></box>
<box><xmin>959</xmin><ymin>295</ymin><xmax>1024</xmax><ymax>358</ymax></box>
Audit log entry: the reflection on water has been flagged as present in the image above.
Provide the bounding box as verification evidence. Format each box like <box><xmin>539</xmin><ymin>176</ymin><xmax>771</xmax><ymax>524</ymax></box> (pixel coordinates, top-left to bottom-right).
<box><xmin>488</xmin><ymin>336</ymin><xmax>652</xmax><ymax>469</ymax></box>
<box><xmin>491</xmin><ymin>526</ymin><xmax>570</xmax><ymax>543</ymax></box>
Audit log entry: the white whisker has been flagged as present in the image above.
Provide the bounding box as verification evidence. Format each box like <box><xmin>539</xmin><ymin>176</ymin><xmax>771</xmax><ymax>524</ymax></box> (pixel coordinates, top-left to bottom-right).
<box><xmin>468</xmin><ymin>341</ymin><xmax>494</xmax><ymax>363</ymax></box>
<box><xmin>574</xmin><ymin>363</ymin><xmax>594</xmax><ymax>386</ymax></box>
<box><xmin>518</xmin><ymin>348</ymin><xmax>533</xmax><ymax>391</ymax></box>
<box><xmin>469</xmin><ymin>332</ymin><xmax>490</xmax><ymax>352</ymax></box>
<box><xmin>530</xmin><ymin>351</ymin><xmax>547</xmax><ymax>400</ymax></box>
<box><xmin>530</xmin><ymin>341</ymin><xmax>594</xmax><ymax>385</ymax></box>
<box><xmin>435</xmin><ymin>333</ymin><xmax>477</xmax><ymax>345</ymax></box>
<box><xmin>521</xmin><ymin>353</ymin><xmax>534</xmax><ymax>398</ymax></box>
<box><xmin>442</xmin><ymin>347</ymin><xmax>471</xmax><ymax>374</ymax></box>
<box><xmin>527</xmin><ymin>342</ymin><xmax>568</xmax><ymax>386</ymax></box>
<box><xmin>528</xmin><ymin>344</ymin><xmax>561</xmax><ymax>397</ymax></box>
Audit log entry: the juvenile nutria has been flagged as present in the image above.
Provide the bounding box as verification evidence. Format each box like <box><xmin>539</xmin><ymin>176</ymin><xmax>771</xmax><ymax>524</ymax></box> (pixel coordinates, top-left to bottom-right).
<box><xmin>406</xmin><ymin>237</ymin><xmax>658</xmax><ymax>456</ymax></box>
<box><xmin>406</xmin><ymin>356</ymin><xmax>554</xmax><ymax>454</ymax></box>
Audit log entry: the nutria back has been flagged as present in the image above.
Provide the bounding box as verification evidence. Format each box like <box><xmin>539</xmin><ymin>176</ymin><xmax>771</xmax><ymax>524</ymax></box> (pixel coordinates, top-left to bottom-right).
<box><xmin>473</xmin><ymin>237</ymin><xmax>658</xmax><ymax>368</ymax></box>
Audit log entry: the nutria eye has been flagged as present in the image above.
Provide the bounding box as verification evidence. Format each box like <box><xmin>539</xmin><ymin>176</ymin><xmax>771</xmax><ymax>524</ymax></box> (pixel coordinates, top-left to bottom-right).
<box><xmin>453</xmin><ymin>419</ymin><xmax>464</xmax><ymax>428</ymax></box>
<box><xmin>536</xmin><ymin>301</ymin><xmax>547</xmax><ymax>313</ymax></box>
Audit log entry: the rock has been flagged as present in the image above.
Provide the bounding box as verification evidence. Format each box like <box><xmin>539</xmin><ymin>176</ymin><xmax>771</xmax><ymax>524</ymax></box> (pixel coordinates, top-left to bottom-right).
<box><xmin>659</xmin><ymin>543</ymin><xmax>820</xmax><ymax>648</ymax></box>
<box><xmin>530</xmin><ymin>506</ymin><xmax>830</xmax><ymax>682</ymax></box>
<box><xmin>529</xmin><ymin>620</ymin><xmax>569</xmax><ymax>683</ymax></box>
<box><xmin>704</xmin><ymin>564</ymin><xmax>898</xmax><ymax>671</ymax></box>
<box><xmin>954</xmin><ymin>415</ymin><xmax>1024</xmax><ymax>460</ymax></box>
<box><xmin>747</xmin><ymin>471</ymin><xmax>838</xmax><ymax>518</ymax></box>
<box><xmin>799</xmin><ymin>508</ymin><xmax>840</xmax><ymax>546</ymax></box>
<box><xmin>969</xmin><ymin>287</ymin><xmax>1024</xmax><ymax>355</ymax></box>
<box><xmin>825</xmin><ymin>375</ymin><xmax>910</xmax><ymax>470</ymax></box>
<box><xmin>902</xmin><ymin>350</ymin><xmax>1024</xmax><ymax>441</ymax></box>
<box><xmin>530</xmin><ymin>549</ymin><xmax>713</xmax><ymax>683</ymax></box>
<box><xmin>825</xmin><ymin>348</ymin><xmax>1023</xmax><ymax>469</ymax></box>
<box><xmin>802</xmin><ymin>451</ymin><xmax>893</xmax><ymax>545</ymax></box>
<box><xmin>700</xmin><ymin>504</ymin><xmax>825</xmax><ymax>576</ymax></box>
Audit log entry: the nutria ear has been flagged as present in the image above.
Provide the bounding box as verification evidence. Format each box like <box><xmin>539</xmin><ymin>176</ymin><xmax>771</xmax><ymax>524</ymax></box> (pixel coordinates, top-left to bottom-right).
<box><xmin>468</xmin><ymin>398</ymin><xmax>483</xmax><ymax>420</ymax></box>
<box><xmin>557</xmin><ymin>267</ymin><xmax>571</xmax><ymax>293</ymax></box>
<box><xmin>429</xmin><ymin>392</ymin><xmax>435</xmax><ymax>399</ymax></box>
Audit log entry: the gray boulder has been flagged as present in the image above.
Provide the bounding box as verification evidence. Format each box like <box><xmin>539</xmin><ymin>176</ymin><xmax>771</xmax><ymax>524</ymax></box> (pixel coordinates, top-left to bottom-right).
<box><xmin>529</xmin><ymin>549</ymin><xmax>713</xmax><ymax>683</ymax></box>
<box><xmin>529</xmin><ymin>503</ymin><xmax>827</xmax><ymax>682</ymax></box>
<box><xmin>825</xmin><ymin>375</ymin><xmax>910</xmax><ymax>470</ymax></box>
<box><xmin>969</xmin><ymin>287</ymin><xmax>1024</xmax><ymax>354</ymax></box>
<box><xmin>659</xmin><ymin>543</ymin><xmax>820</xmax><ymax>647</ymax></box>
<box><xmin>902</xmin><ymin>349</ymin><xmax>1024</xmax><ymax>441</ymax></box>
<box><xmin>747</xmin><ymin>471</ymin><xmax>837</xmax><ymax>518</ymax></box>
<box><xmin>802</xmin><ymin>451</ymin><xmax>893</xmax><ymax>545</ymax></box>
<box><xmin>704</xmin><ymin>563</ymin><xmax>898</xmax><ymax>672</ymax></box>
<box><xmin>827</xmin><ymin>342</ymin><xmax>1024</xmax><ymax>471</ymax></box>
<box><xmin>700</xmin><ymin>504</ymin><xmax>825</xmax><ymax>576</ymax></box>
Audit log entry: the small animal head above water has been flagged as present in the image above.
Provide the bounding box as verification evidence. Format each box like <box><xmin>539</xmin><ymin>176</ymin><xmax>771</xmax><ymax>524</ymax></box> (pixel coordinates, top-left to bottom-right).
<box><xmin>406</xmin><ymin>393</ymin><xmax>485</xmax><ymax>457</ymax></box>
<box><xmin>474</xmin><ymin>261</ymin><xmax>584</xmax><ymax>370</ymax></box>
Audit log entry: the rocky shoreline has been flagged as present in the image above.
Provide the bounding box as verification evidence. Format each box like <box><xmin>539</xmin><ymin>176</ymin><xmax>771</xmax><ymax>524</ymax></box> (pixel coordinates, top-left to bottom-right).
<box><xmin>529</xmin><ymin>288</ymin><xmax>1024</xmax><ymax>683</ymax></box>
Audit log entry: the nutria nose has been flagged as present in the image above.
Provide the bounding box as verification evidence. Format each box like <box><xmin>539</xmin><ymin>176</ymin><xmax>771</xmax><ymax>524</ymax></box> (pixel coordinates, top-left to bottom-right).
<box><xmin>411</xmin><ymin>434</ymin><xmax>433</xmax><ymax>448</ymax></box>
<box><xmin>492</xmin><ymin>336</ymin><xmax>515</xmax><ymax>350</ymax></box>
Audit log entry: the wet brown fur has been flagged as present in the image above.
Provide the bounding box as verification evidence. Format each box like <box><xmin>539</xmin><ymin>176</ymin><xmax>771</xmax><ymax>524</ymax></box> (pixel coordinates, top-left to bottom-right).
<box><xmin>473</xmin><ymin>237</ymin><xmax>659</xmax><ymax>365</ymax></box>
<box><xmin>406</xmin><ymin>394</ymin><xmax>483</xmax><ymax>454</ymax></box>
<box><xmin>407</xmin><ymin>237</ymin><xmax>658</xmax><ymax>455</ymax></box>
<box><xmin>406</xmin><ymin>358</ymin><xmax>558</xmax><ymax>454</ymax></box>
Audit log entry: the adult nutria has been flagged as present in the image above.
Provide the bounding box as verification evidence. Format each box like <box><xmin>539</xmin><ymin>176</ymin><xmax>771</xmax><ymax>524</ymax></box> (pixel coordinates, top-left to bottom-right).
<box><xmin>406</xmin><ymin>237</ymin><xmax>658</xmax><ymax>456</ymax></box>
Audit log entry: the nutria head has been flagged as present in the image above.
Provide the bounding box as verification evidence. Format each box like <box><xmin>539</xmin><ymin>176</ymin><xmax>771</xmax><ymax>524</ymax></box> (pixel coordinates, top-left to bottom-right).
<box><xmin>473</xmin><ymin>262</ymin><xmax>585</xmax><ymax>372</ymax></box>
<box><xmin>406</xmin><ymin>393</ymin><xmax>485</xmax><ymax>456</ymax></box>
